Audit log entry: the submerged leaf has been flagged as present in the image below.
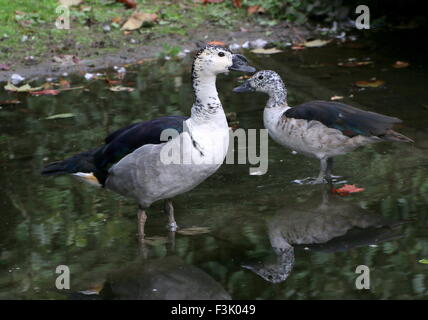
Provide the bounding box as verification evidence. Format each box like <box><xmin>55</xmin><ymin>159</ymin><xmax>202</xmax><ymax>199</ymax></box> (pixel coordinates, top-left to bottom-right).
<box><xmin>177</xmin><ymin>226</ymin><xmax>211</xmax><ymax>235</ymax></box>
<box><xmin>392</xmin><ymin>61</ymin><xmax>410</xmax><ymax>69</ymax></box>
<box><xmin>303</xmin><ymin>39</ymin><xmax>331</xmax><ymax>48</ymax></box>
<box><xmin>338</xmin><ymin>61</ymin><xmax>373</xmax><ymax>67</ymax></box>
<box><xmin>45</xmin><ymin>113</ymin><xmax>75</xmax><ymax>120</ymax></box>
<box><xmin>29</xmin><ymin>89</ymin><xmax>61</xmax><ymax>96</ymax></box>
<box><xmin>355</xmin><ymin>80</ymin><xmax>385</xmax><ymax>88</ymax></box>
<box><xmin>109</xmin><ymin>86</ymin><xmax>134</xmax><ymax>92</ymax></box>
<box><xmin>251</xmin><ymin>47</ymin><xmax>282</xmax><ymax>54</ymax></box>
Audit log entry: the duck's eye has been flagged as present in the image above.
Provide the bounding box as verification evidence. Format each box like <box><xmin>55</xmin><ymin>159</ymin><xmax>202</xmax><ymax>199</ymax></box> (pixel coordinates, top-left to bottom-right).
<box><xmin>218</xmin><ymin>52</ymin><xmax>225</xmax><ymax>57</ymax></box>
<box><xmin>258</xmin><ymin>75</ymin><xmax>264</xmax><ymax>80</ymax></box>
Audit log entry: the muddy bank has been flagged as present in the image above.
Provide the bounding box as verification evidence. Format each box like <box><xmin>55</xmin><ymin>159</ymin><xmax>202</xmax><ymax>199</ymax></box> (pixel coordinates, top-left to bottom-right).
<box><xmin>0</xmin><ymin>22</ymin><xmax>311</xmax><ymax>83</ymax></box>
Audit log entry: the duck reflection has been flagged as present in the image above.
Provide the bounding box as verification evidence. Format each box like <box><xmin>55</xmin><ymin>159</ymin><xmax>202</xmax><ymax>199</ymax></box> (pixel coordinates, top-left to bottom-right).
<box><xmin>243</xmin><ymin>188</ymin><xmax>405</xmax><ymax>284</ymax></box>
<box><xmin>72</xmin><ymin>255</ymin><xmax>230</xmax><ymax>300</ymax></box>
<box><xmin>100</xmin><ymin>256</ymin><xmax>231</xmax><ymax>300</ymax></box>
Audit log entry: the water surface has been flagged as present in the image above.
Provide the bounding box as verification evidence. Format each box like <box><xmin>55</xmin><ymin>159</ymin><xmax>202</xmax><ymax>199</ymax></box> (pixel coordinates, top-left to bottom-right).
<box><xmin>1</xmin><ymin>29</ymin><xmax>428</xmax><ymax>299</ymax></box>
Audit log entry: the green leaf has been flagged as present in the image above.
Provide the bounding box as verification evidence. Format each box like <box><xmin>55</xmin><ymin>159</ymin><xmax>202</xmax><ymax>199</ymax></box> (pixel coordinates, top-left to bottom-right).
<box><xmin>419</xmin><ymin>259</ymin><xmax>428</xmax><ymax>264</ymax></box>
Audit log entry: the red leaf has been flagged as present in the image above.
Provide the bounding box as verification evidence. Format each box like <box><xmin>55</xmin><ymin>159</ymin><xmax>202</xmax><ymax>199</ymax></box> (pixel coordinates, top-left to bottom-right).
<box><xmin>0</xmin><ymin>63</ymin><xmax>10</xmax><ymax>71</ymax></box>
<box><xmin>331</xmin><ymin>184</ymin><xmax>365</xmax><ymax>196</ymax></box>
<box><xmin>207</xmin><ymin>41</ymin><xmax>226</xmax><ymax>46</ymax></box>
<box><xmin>247</xmin><ymin>5</ymin><xmax>265</xmax><ymax>15</ymax></box>
<box><xmin>232</xmin><ymin>0</ymin><xmax>242</xmax><ymax>8</ymax></box>
<box><xmin>29</xmin><ymin>89</ymin><xmax>60</xmax><ymax>96</ymax></box>
<box><xmin>116</xmin><ymin>0</ymin><xmax>137</xmax><ymax>9</ymax></box>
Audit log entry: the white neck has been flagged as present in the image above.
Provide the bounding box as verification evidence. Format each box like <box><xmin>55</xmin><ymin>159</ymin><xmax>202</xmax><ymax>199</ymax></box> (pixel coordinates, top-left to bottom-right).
<box><xmin>191</xmin><ymin>72</ymin><xmax>225</xmax><ymax>124</ymax></box>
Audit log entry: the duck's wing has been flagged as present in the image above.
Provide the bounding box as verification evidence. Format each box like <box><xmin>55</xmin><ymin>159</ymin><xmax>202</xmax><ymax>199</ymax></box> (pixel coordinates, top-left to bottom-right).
<box><xmin>284</xmin><ymin>100</ymin><xmax>402</xmax><ymax>137</ymax></box>
<box><xmin>94</xmin><ymin>115</ymin><xmax>188</xmax><ymax>176</ymax></box>
<box><xmin>42</xmin><ymin>115</ymin><xmax>188</xmax><ymax>185</ymax></box>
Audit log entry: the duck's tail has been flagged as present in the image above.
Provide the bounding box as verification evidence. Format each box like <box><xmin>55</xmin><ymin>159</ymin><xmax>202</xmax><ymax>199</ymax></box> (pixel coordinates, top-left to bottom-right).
<box><xmin>41</xmin><ymin>149</ymin><xmax>98</xmax><ymax>176</ymax></box>
<box><xmin>382</xmin><ymin>129</ymin><xmax>414</xmax><ymax>143</ymax></box>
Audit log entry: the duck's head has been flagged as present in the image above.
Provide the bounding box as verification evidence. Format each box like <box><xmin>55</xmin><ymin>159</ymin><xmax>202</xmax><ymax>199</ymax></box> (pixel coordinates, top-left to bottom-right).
<box><xmin>233</xmin><ymin>70</ymin><xmax>283</xmax><ymax>94</ymax></box>
<box><xmin>192</xmin><ymin>45</ymin><xmax>255</xmax><ymax>78</ymax></box>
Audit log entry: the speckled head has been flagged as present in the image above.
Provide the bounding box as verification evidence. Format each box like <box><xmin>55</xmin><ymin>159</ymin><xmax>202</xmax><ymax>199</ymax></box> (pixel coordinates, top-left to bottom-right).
<box><xmin>233</xmin><ymin>70</ymin><xmax>287</xmax><ymax>107</ymax></box>
<box><xmin>192</xmin><ymin>45</ymin><xmax>255</xmax><ymax>80</ymax></box>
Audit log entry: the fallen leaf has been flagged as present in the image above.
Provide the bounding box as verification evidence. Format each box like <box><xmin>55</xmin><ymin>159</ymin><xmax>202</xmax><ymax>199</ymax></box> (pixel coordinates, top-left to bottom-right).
<box><xmin>121</xmin><ymin>11</ymin><xmax>157</xmax><ymax>31</ymax></box>
<box><xmin>332</xmin><ymin>184</ymin><xmax>365</xmax><ymax>196</ymax></box>
<box><xmin>338</xmin><ymin>61</ymin><xmax>373</xmax><ymax>67</ymax></box>
<box><xmin>330</xmin><ymin>95</ymin><xmax>344</xmax><ymax>101</ymax></box>
<box><xmin>29</xmin><ymin>89</ymin><xmax>61</xmax><ymax>96</ymax></box>
<box><xmin>392</xmin><ymin>61</ymin><xmax>410</xmax><ymax>69</ymax></box>
<box><xmin>109</xmin><ymin>86</ymin><xmax>134</xmax><ymax>92</ymax></box>
<box><xmin>4</xmin><ymin>83</ymin><xmax>43</xmax><ymax>92</ymax></box>
<box><xmin>116</xmin><ymin>0</ymin><xmax>137</xmax><ymax>9</ymax></box>
<box><xmin>112</xmin><ymin>16</ymin><xmax>122</xmax><ymax>24</ymax></box>
<box><xmin>207</xmin><ymin>41</ymin><xmax>226</xmax><ymax>46</ymax></box>
<box><xmin>291</xmin><ymin>45</ymin><xmax>305</xmax><ymax>50</ymax></box>
<box><xmin>232</xmin><ymin>0</ymin><xmax>242</xmax><ymax>8</ymax></box>
<box><xmin>355</xmin><ymin>79</ymin><xmax>385</xmax><ymax>88</ymax></box>
<box><xmin>144</xmin><ymin>236</ymin><xmax>168</xmax><ymax>246</ymax></box>
<box><xmin>52</xmin><ymin>54</ymin><xmax>79</xmax><ymax>65</ymax></box>
<box><xmin>0</xmin><ymin>63</ymin><xmax>10</xmax><ymax>71</ymax></box>
<box><xmin>59</xmin><ymin>0</ymin><xmax>83</xmax><ymax>6</ymax></box>
<box><xmin>303</xmin><ymin>39</ymin><xmax>332</xmax><ymax>48</ymax></box>
<box><xmin>177</xmin><ymin>226</ymin><xmax>211</xmax><ymax>235</ymax></box>
<box><xmin>0</xmin><ymin>100</ymin><xmax>21</xmax><ymax>105</ymax></box>
<box><xmin>59</xmin><ymin>79</ymin><xmax>71</xmax><ymax>89</ymax></box>
<box><xmin>45</xmin><ymin>113</ymin><xmax>75</xmax><ymax>120</ymax></box>
<box><xmin>419</xmin><ymin>259</ymin><xmax>428</xmax><ymax>264</ymax></box>
<box><xmin>247</xmin><ymin>5</ymin><xmax>265</xmax><ymax>15</ymax></box>
<box><xmin>251</xmin><ymin>47</ymin><xmax>282</xmax><ymax>54</ymax></box>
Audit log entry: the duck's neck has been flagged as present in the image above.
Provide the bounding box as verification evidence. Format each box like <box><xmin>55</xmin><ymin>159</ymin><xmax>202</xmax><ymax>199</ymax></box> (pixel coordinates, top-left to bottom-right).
<box><xmin>266</xmin><ymin>81</ymin><xmax>288</xmax><ymax>108</ymax></box>
<box><xmin>191</xmin><ymin>70</ymin><xmax>224</xmax><ymax>123</ymax></box>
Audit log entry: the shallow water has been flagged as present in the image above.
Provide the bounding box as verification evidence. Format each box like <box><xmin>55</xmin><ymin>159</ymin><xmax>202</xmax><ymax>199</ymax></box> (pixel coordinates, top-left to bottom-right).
<box><xmin>1</xmin><ymin>29</ymin><xmax>428</xmax><ymax>299</ymax></box>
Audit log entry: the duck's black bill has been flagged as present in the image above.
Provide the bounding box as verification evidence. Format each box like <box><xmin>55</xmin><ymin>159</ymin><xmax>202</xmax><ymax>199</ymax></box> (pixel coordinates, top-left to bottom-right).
<box><xmin>229</xmin><ymin>54</ymin><xmax>256</xmax><ymax>73</ymax></box>
<box><xmin>233</xmin><ymin>80</ymin><xmax>255</xmax><ymax>93</ymax></box>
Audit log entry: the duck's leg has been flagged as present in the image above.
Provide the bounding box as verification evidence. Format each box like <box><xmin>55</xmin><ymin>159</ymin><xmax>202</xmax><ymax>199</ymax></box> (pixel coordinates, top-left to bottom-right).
<box><xmin>326</xmin><ymin>158</ymin><xmax>333</xmax><ymax>178</ymax></box>
<box><xmin>164</xmin><ymin>199</ymin><xmax>178</xmax><ymax>231</ymax></box>
<box><xmin>137</xmin><ymin>207</ymin><xmax>147</xmax><ymax>240</ymax></box>
<box><xmin>313</xmin><ymin>157</ymin><xmax>328</xmax><ymax>184</ymax></box>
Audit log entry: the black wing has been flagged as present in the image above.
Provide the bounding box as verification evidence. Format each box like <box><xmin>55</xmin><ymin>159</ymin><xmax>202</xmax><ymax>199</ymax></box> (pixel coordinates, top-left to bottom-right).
<box><xmin>285</xmin><ymin>100</ymin><xmax>402</xmax><ymax>137</ymax></box>
<box><xmin>93</xmin><ymin>115</ymin><xmax>188</xmax><ymax>183</ymax></box>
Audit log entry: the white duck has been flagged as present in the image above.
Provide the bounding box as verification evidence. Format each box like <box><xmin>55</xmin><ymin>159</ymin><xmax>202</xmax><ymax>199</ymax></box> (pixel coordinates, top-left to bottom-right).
<box><xmin>233</xmin><ymin>70</ymin><xmax>413</xmax><ymax>184</ymax></box>
<box><xmin>42</xmin><ymin>45</ymin><xmax>255</xmax><ymax>238</ymax></box>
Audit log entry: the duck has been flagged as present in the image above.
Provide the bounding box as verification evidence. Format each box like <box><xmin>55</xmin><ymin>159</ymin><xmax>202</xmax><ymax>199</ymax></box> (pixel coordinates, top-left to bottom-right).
<box><xmin>233</xmin><ymin>70</ymin><xmax>413</xmax><ymax>184</ymax></box>
<box><xmin>42</xmin><ymin>45</ymin><xmax>255</xmax><ymax>239</ymax></box>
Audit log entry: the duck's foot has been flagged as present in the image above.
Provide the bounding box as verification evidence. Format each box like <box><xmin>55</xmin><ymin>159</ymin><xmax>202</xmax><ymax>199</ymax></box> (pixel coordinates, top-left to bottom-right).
<box><xmin>166</xmin><ymin>221</ymin><xmax>178</xmax><ymax>232</ymax></box>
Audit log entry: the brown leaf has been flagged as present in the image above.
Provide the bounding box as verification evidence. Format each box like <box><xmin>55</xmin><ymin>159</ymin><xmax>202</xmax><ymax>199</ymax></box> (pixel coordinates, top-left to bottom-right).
<box><xmin>59</xmin><ymin>79</ymin><xmax>71</xmax><ymax>89</ymax></box>
<box><xmin>112</xmin><ymin>16</ymin><xmax>122</xmax><ymax>24</ymax></box>
<box><xmin>355</xmin><ymin>79</ymin><xmax>385</xmax><ymax>88</ymax></box>
<box><xmin>247</xmin><ymin>5</ymin><xmax>265</xmax><ymax>15</ymax></box>
<box><xmin>392</xmin><ymin>61</ymin><xmax>409</xmax><ymax>69</ymax></box>
<box><xmin>116</xmin><ymin>0</ymin><xmax>137</xmax><ymax>9</ymax></box>
<box><xmin>232</xmin><ymin>0</ymin><xmax>242</xmax><ymax>8</ymax></box>
<box><xmin>338</xmin><ymin>61</ymin><xmax>373</xmax><ymax>67</ymax></box>
<box><xmin>207</xmin><ymin>41</ymin><xmax>226</xmax><ymax>46</ymax></box>
<box><xmin>121</xmin><ymin>11</ymin><xmax>157</xmax><ymax>31</ymax></box>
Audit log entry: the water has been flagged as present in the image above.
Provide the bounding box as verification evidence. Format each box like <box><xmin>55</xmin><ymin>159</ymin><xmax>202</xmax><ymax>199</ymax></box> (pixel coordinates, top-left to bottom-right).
<box><xmin>1</xmin><ymin>29</ymin><xmax>428</xmax><ymax>299</ymax></box>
